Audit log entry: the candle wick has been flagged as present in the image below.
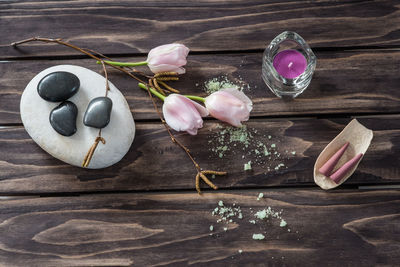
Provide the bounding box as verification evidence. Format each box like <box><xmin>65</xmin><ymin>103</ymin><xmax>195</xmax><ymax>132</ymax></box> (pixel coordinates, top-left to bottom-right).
<box><xmin>288</xmin><ymin>62</ymin><xmax>293</xmax><ymax>68</ymax></box>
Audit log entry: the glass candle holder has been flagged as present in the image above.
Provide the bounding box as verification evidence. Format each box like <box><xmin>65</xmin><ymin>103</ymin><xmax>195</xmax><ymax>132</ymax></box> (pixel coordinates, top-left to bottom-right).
<box><xmin>262</xmin><ymin>31</ymin><xmax>316</xmax><ymax>98</ymax></box>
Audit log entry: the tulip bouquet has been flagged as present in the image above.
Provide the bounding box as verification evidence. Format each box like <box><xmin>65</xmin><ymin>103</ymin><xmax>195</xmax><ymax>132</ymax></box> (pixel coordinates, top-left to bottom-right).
<box><xmin>11</xmin><ymin>38</ymin><xmax>252</xmax><ymax>193</ymax></box>
<box><xmin>103</xmin><ymin>43</ymin><xmax>253</xmax><ymax>135</ymax></box>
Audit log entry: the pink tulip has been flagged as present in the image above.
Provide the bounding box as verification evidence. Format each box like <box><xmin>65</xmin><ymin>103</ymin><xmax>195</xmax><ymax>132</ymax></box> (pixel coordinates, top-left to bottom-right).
<box><xmin>163</xmin><ymin>94</ymin><xmax>209</xmax><ymax>135</ymax></box>
<box><xmin>205</xmin><ymin>88</ymin><xmax>253</xmax><ymax>127</ymax></box>
<box><xmin>147</xmin><ymin>44</ymin><xmax>189</xmax><ymax>74</ymax></box>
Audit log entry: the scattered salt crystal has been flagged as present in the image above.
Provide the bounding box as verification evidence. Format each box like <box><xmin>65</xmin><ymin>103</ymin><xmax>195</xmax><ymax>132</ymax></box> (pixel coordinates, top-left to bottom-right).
<box><xmin>238</xmin><ymin>250</ymin><xmax>243</xmax><ymax>254</ymax></box>
<box><xmin>257</xmin><ymin>193</ymin><xmax>264</xmax><ymax>200</ymax></box>
<box><xmin>280</xmin><ymin>219</ymin><xmax>287</xmax><ymax>227</ymax></box>
<box><xmin>223</xmin><ymin>227</ymin><xmax>228</xmax><ymax>231</ymax></box>
<box><xmin>255</xmin><ymin>209</ymin><xmax>268</xmax><ymax>220</ymax></box>
<box><xmin>249</xmin><ymin>220</ymin><xmax>256</xmax><ymax>224</ymax></box>
<box><xmin>218</xmin><ymin>200</ymin><xmax>224</xmax><ymax>207</ymax></box>
<box><xmin>210</xmin><ymin>225</ymin><xmax>214</xmax><ymax>231</ymax></box>
<box><xmin>252</xmin><ymin>233</ymin><xmax>265</xmax><ymax>240</ymax></box>
<box><xmin>274</xmin><ymin>163</ymin><xmax>285</xmax><ymax>170</ymax></box>
<box><xmin>244</xmin><ymin>161</ymin><xmax>252</xmax><ymax>171</ymax></box>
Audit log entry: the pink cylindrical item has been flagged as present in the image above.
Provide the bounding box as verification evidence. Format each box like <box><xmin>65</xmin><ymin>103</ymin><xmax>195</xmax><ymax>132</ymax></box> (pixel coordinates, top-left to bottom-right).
<box><xmin>273</xmin><ymin>49</ymin><xmax>307</xmax><ymax>79</ymax></box>
<box><xmin>330</xmin><ymin>153</ymin><xmax>363</xmax><ymax>184</ymax></box>
<box><xmin>318</xmin><ymin>142</ymin><xmax>350</xmax><ymax>176</ymax></box>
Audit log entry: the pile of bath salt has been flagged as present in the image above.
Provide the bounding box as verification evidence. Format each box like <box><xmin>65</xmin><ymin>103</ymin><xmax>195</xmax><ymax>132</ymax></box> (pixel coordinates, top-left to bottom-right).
<box><xmin>209</xmin><ymin>194</ymin><xmax>293</xmax><ymax>242</ymax></box>
<box><xmin>209</xmin><ymin>200</ymin><xmax>243</xmax><ymax>234</ymax></box>
<box><xmin>211</xmin><ymin>200</ymin><xmax>243</xmax><ymax>224</ymax></box>
<box><xmin>201</xmin><ymin>75</ymin><xmax>250</xmax><ymax>94</ymax></box>
<box><xmin>208</xmin><ymin>124</ymin><xmax>294</xmax><ymax>172</ymax></box>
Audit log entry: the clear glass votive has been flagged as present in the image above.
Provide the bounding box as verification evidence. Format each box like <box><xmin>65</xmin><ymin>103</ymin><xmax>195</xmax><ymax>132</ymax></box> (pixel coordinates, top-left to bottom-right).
<box><xmin>262</xmin><ymin>31</ymin><xmax>316</xmax><ymax>98</ymax></box>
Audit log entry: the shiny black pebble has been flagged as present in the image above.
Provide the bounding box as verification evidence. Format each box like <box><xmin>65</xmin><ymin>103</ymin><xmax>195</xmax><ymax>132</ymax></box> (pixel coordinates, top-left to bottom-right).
<box><xmin>49</xmin><ymin>101</ymin><xmax>78</xmax><ymax>136</ymax></box>
<box><xmin>83</xmin><ymin>97</ymin><xmax>113</xmax><ymax>129</ymax></box>
<box><xmin>37</xmin><ymin>71</ymin><xmax>80</xmax><ymax>102</ymax></box>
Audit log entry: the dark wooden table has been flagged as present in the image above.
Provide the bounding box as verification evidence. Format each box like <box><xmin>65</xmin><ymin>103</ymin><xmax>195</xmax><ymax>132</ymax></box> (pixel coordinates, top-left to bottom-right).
<box><xmin>1</xmin><ymin>1</ymin><xmax>400</xmax><ymax>266</ymax></box>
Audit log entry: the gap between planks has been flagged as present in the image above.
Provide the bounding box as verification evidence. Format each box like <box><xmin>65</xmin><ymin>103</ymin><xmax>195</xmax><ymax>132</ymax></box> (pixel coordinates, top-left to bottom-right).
<box><xmin>0</xmin><ymin>183</ymin><xmax>399</xmax><ymax>198</ymax></box>
<box><xmin>1</xmin><ymin>45</ymin><xmax>400</xmax><ymax>61</ymax></box>
<box><xmin>2</xmin><ymin>112</ymin><xmax>400</xmax><ymax>128</ymax></box>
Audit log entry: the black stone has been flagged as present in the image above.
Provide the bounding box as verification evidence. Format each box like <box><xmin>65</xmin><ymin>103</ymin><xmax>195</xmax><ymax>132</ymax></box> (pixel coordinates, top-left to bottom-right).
<box><xmin>37</xmin><ymin>71</ymin><xmax>80</xmax><ymax>102</ymax></box>
<box><xmin>49</xmin><ymin>101</ymin><xmax>78</xmax><ymax>136</ymax></box>
<box><xmin>83</xmin><ymin>97</ymin><xmax>113</xmax><ymax>129</ymax></box>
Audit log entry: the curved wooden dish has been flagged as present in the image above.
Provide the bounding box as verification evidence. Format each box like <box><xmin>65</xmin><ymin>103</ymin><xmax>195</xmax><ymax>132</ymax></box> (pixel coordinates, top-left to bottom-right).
<box><xmin>314</xmin><ymin>119</ymin><xmax>373</xmax><ymax>190</ymax></box>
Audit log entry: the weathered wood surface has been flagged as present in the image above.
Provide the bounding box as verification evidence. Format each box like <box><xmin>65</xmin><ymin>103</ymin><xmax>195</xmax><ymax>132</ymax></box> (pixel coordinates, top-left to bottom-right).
<box><xmin>0</xmin><ymin>189</ymin><xmax>399</xmax><ymax>266</ymax></box>
<box><xmin>1</xmin><ymin>50</ymin><xmax>400</xmax><ymax>124</ymax></box>
<box><xmin>1</xmin><ymin>0</ymin><xmax>400</xmax><ymax>58</ymax></box>
<box><xmin>0</xmin><ymin>116</ymin><xmax>399</xmax><ymax>194</ymax></box>
<box><xmin>0</xmin><ymin>0</ymin><xmax>399</xmax><ymax>266</ymax></box>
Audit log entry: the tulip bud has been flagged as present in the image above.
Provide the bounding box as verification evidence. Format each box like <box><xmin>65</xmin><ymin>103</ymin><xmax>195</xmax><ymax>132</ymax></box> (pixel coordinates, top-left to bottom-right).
<box><xmin>147</xmin><ymin>44</ymin><xmax>189</xmax><ymax>74</ymax></box>
<box><xmin>205</xmin><ymin>88</ymin><xmax>253</xmax><ymax>127</ymax></box>
<box><xmin>163</xmin><ymin>94</ymin><xmax>208</xmax><ymax>135</ymax></box>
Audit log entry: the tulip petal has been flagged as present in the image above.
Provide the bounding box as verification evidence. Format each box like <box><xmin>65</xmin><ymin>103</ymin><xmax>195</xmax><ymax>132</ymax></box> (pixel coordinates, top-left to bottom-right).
<box><xmin>148</xmin><ymin>64</ymin><xmax>186</xmax><ymax>74</ymax></box>
<box><xmin>148</xmin><ymin>44</ymin><xmax>179</xmax><ymax>59</ymax></box>
<box><xmin>163</xmin><ymin>102</ymin><xmax>186</xmax><ymax>132</ymax></box>
<box><xmin>186</xmin><ymin>128</ymin><xmax>198</xmax><ymax>135</ymax></box>
<box><xmin>190</xmin><ymin>100</ymin><xmax>209</xmax><ymax>117</ymax></box>
<box><xmin>148</xmin><ymin>52</ymin><xmax>186</xmax><ymax>67</ymax></box>
<box><xmin>220</xmin><ymin>87</ymin><xmax>253</xmax><ymax>112</ymax></box>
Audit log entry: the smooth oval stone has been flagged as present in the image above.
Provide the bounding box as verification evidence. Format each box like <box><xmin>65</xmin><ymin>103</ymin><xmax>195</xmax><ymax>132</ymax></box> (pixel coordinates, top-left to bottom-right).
<box><xmin>83</xmin><ymin>97</ymin><xmax>113</xmax><ymax>128</ymax></box>
<box><xmin>20</xmin><ymin>65</ymin><xmax>135</xmax><ymax>169</ymax></box>
<box><xmin>49</xmin><ymin>101</ymin><xmax>78</xmax><ymax>136</ymax></box>
<box><xmin>37</xmin><ymin>71</ymin><xmax>80</xmax><ymax>102</ymax></box>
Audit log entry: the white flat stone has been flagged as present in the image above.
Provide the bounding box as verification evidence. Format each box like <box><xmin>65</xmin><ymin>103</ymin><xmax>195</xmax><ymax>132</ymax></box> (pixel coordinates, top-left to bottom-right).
<box><xmin>20</xmin><ymin>65</ymin><xmax>135</xmax><ymax>169</ymax></box>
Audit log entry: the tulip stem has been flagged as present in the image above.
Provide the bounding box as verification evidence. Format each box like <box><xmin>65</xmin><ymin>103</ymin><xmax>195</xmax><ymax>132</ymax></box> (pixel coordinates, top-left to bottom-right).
<box><xmin>138</xmin><ymin>83</ymin><xmax>165</xmax><ymax>101</ymax></box>
<box><xmin>184</xmin><ymin>95</ymin><xmax>205</xmax><ymax>103</ymax></box>
<box><xmin>97</xmin><ymin>60</ymin><xmax>148</xmax><ymax>67</ymax></box>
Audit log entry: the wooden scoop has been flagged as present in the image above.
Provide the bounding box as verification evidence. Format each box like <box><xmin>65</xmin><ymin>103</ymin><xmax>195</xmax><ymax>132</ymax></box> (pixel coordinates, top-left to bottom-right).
<box><xmin>314</xmin><ymin>119</ymin><xmax>373</xmax><ymax>190</ymax></box>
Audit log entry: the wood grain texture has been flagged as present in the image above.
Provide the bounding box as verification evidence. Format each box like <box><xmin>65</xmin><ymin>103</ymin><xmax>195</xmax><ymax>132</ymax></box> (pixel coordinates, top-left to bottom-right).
<box><xmin>1</xmin><ymin>0</ymin><xmax>400</xmax><ymax>58</ymax></box>
<box><xmin>1</xmin><ymin>50</ymin><xmax>400</xmax><ymax>124</ymax></box>
<box><xmin>0</xmin><ymin>116</ymin><xmax>399</xmax><ymax>194</ymax></box>
<box><xmin>0</xmin><ymin>189</ymin><xmax>399</xmax><ymax>266</ymax></box>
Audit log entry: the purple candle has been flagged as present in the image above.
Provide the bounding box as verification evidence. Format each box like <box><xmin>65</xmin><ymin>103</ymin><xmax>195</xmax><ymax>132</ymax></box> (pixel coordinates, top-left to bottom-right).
<box><xmin>273</xmin><ymin>49</ymin><xmax>307</xmax><ymax>79</ymax></box>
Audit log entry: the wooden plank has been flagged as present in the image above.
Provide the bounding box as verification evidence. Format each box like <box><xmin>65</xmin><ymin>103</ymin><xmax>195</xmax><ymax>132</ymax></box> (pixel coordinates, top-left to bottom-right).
<box><xmin>0</xmin><ymin>116</ymin><xmax>399</xmax><ymax>194</ymax></box>
<box><xmin>1</xmin><ymin>0</ymin><xmax>400</xmax><ymax>58</ymax></box>
<box><xmin>1</xmin><ymin>50</ymin><xmax>400</xmax><ymax>124</ymax></box>
<box><xmin>0</xmin><ymin>189</ymin><xmax>399</xmax><ymax>266</ymax></box>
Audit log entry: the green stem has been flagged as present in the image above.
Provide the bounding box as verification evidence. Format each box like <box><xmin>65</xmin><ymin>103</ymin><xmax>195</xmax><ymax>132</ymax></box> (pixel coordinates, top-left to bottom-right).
<box><xmin>184</xmin><ymin>95</ymin><xmax>206</xmax><ymax>103</ymax></box>
<box><xmin>97</xmin><ymin>60</ymin><xmax>148</xmax><ymax>67</ymax></box>
<box><xmin>138</xmin><ymin>83</ymin><xmax>165</xmax><ymax>101</ymax></box>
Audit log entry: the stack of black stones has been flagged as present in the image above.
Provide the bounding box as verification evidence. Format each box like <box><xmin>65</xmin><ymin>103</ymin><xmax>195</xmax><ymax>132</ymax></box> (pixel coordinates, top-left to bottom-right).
<box><xmin>37</xmin><ymin>71</ymin><xmax>113</xmax><ymax>136</ymax></box>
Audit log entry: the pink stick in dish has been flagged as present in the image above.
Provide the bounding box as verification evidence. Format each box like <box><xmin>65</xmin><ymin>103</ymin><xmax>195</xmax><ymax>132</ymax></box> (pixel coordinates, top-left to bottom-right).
<box><xmin>318</xmin><ymin>142</ymin><xmax>350</xmax><ymax>176</ymax></box>
<box><xmin>330</xmin><ymin>153</ymin><xmax>363</xmax><ymax>184</ymax></box>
